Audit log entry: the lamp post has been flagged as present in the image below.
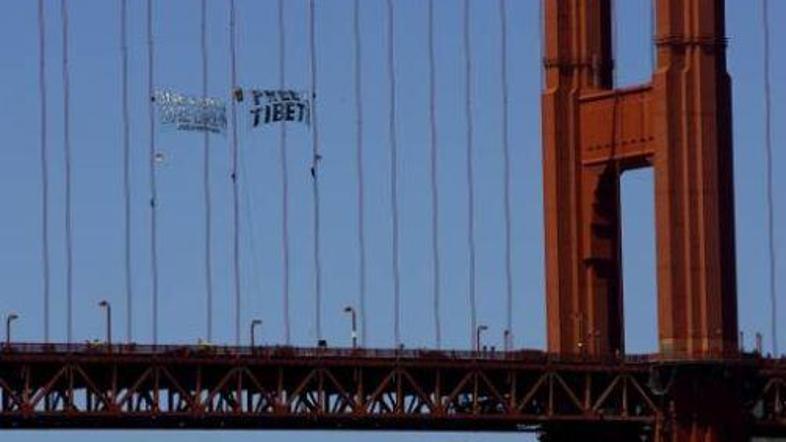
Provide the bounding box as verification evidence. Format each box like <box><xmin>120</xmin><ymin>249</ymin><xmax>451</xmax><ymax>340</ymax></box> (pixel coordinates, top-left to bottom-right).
<box><xmin>250</xmin><ymin>319</ymin><xmax>262</xmax><ymax>348</ymax></box>
<box><xmin>5</xmin><ymin>313</ymin><xmax>18</xmax><ymax>346</ymax></box>
<box><xmin>98</xmin><ymin>300</ymin><xmax>111</xmax><ymax>348</ymax></box>
<box><xmin>475</xmin><ymin>325</ymin><xmax>488</xmax><ymax>353</ymax></box>
<box><xmin>343</xmin><ymin>306</ymin><xmax>357</xmax><ymax>349</ymax></box>
<box><xmin>503</xmin><ymin>329</ymin><xmax>511</xmax><ymax>352</ymax></box>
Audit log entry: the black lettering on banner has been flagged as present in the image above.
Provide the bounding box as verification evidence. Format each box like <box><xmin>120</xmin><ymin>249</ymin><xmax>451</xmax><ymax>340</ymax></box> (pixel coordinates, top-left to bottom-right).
<box><xmin>285</xmin><ymin>102</ymin><xmax>297</xmax><ymax>121</ymax></box>
<box><xmin>246</xmin><ymin>89</ymin><xmax>311</xmax><ymax>128</ymax></box>
<box><xmin>272</xmin><ymin>102</ymin><xmax>284</xmax><ymax>122</ymax></box>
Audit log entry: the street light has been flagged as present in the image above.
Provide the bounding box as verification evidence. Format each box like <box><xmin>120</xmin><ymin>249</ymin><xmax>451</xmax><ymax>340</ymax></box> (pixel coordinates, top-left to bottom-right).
<box><xmin>98</xmin><ymin>300</ymin><xmax>111</xmax><ymax>348</ymax></box>
<box><xmin>343</xmin><ymin>306</ymin><xmax>357</xmax><ymax>349</ymax></box>
<box><xmin>503</xmin><ymin>329</ymin><xmax>511</xmax><ymax>352</ymax></box>
<box><xmin>5</xmin><ymin>313</ymin><xmax>19</xmax><ymax>346</ymax></box>
<box><xmin>475</xmin><ymin>325</ymin><xmax>488</xmax><ymax>353</ymax></box>
<box><xmin>250</xmin><ymin>319</ymin><xmax>262</xmax><ymax>348</ymax></box>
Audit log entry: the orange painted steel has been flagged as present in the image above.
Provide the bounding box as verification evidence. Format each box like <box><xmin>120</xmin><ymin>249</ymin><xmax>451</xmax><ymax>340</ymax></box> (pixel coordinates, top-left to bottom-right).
<box><xmin>1</xmin><ymin>344</ymin><xmax>786</xmax><ymax>439</ymax></box>
<box><xmin>0</xmin><ymin>344</ymin><xmax>658</xmax><ymax>431</ymax></box>
<box><xmin>541</xmin><ymin>0</ymin><xmax>737</xmax><ymax>359</ymax></box>
<box><xmin>0</xmin><ymin>1</ymin><xmax>768</xmax><ymax>439</ymax></box>
<box><xmin>541</xmin><ymin>0</ymin><xmax>742</xmax><ymax>439</ymax></box>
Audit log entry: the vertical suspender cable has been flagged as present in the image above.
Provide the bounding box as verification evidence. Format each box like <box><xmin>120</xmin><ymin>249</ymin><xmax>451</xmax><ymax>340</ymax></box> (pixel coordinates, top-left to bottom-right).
<box><xmin>60</xmin><ymin>0</ymin><xmax>74</xmax><ymax>343</ymax></box>
<box><xmin>200</xmin><ymin>0</ymin><xmax>214</xmax><ymax>342</ymax></box>
<box><xmin>499</xmin><ymin>0</ymin><xmax>513</xmax><ymax>347</ymax></box>
<box><xmin>239</xmin><ymin>154</ymin><xmax>265</xmax><ymax>308</ymax></box>
<box><xmin>463</xmin><ymin>0</ymin><xmax>477</xmax><ymax>348</ymax></box>
<box><xmin>386</xmin><ymin>0</ymin><xmax>401</xmax><ymax>346</ymax></box>
<box><xmin>611</xmin><ymin>0</ymin><xmax>618</xmax><ymax>86</ymax></box>
<box><xmin>308</xmin><ymin>0</ymin><xmax>324</xmax><ymax>341</ymax></box>
<box><xmin>427</xmin><ymin>0</ymin><xmax>442</xmax><ymax>349</ymax></box>
<box><xmin>650</xmin><ymin>0</ymin><xmax>656</xmax><ymax>72</ymax></box>
<box><xmin>539</xmin><ymin>0</ymin><xmax>544</xmax><ymax>91</ymax></box>
<box><xmin>278</xmin><ymin>0</ymin><xmax>291</xmax><ymax>345</ymax></box>
<box><xmin>353</xmin><ymin>0</ymin><xmax>367</xmax><ymax>346</ymax></box>
<box><xmin>121</xmin><ymin>0</ymin><xmax>133</xmax><ymax>342</ymax></box>
<box><xmin>146</xmin><ymin>0</ymin><xmax>160</xmax><ymax>344</ymax></box>
<box><xmin>38</xmin><ymin>0</ymin><xmax>51</xmax><ymax>342</ymax></box>
<box><xmin>229</xmin><ymin>0</ymin><xmax>241</xmax><ymax>345</ymax></box>
<box><xmin>762</xmin><ymin>0</ymin><xmax>778</xmax><ymax>355</ymax></box>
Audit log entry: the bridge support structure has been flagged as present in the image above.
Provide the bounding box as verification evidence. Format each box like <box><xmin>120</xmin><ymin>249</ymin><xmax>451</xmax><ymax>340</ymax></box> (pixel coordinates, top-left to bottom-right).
<box><xmin>1</xmin><ymin>345</ymin><xmax>785</xmax><ymax>439</ymax></box>
<box><xmin>541</xmin><ymin>0</ymin><xmax>740</xmax><ymax>440</ymax></box>
<box><xmin>0</xmin><ymin>0</ymin><xmax>769</xmax><ymax>439</ymax></box>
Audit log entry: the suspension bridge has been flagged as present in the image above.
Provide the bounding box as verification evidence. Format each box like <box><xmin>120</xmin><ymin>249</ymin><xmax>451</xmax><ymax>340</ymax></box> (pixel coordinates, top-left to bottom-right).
<box><xmin>0</xmin><ymin>0</ymin><xmax>783</xmax><ymax>440</ymax></box>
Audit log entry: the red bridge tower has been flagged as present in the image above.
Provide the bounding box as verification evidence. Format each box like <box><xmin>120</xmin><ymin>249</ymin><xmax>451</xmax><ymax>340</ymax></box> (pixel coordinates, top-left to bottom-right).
<box><xmin>542</xmin><ymin>0</ymin><xmax>738</xmax><ymax>359</ymax></box>
<box><xmin>541</xmin><ymin>1</ymin><xmax>743</xmax><ymax>440</ymax></box>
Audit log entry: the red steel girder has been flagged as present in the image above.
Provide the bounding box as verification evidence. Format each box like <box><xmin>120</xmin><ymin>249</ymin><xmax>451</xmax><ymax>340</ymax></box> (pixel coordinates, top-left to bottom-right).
<box><xmin>1</xmin><ymin>343</ymin><xmax>785</xmax><ymax>439</ymax></box>
<box><xmin>0</xmin><ymin>344</ymin><xmax>658</xmax><ymax>432</ymax></box>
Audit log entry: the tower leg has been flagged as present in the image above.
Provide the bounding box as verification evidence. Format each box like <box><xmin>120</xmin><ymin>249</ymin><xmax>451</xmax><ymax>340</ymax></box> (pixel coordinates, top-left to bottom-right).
<box><xmin>655</xmin><ymin>367</ymin><xmax>750</xmax><ymax>442</ymax></box>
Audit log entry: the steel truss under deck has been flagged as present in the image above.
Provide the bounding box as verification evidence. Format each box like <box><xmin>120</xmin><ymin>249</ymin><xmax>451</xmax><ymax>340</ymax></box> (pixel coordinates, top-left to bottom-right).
<box><xmin>0</xmin><ymin>344</ymin><xmax>785</xmax><ymax>437</ymax></box>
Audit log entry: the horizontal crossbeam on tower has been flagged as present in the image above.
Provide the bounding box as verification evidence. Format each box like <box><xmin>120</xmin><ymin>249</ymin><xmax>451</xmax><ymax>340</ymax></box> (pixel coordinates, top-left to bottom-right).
<box><xmin>0</xmin><ymin>344</ymin><xmax>784</xmax><ymax>437</ymax></box>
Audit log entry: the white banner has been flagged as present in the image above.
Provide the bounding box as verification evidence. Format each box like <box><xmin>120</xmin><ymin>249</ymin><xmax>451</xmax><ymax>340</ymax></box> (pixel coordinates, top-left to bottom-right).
<box><xmin>155</xmin><ymin>89</ymin><xmax>227</xmax><ymax>134</ymax></box>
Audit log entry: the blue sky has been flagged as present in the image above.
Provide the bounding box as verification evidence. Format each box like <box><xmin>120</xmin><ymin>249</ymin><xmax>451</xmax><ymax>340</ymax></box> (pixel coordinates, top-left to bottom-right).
<box><xmin>0</xmin><ymin>0</ymin><xmax>783</xmax><ymax>440</ymax></box>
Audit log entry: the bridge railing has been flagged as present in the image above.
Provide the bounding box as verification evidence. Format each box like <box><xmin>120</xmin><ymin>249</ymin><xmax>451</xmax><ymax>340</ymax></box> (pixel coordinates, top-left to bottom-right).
<box><xmin>0</xmin><ymin>341</ymin><xmax>775</xmax><ymax>365</ymax></box>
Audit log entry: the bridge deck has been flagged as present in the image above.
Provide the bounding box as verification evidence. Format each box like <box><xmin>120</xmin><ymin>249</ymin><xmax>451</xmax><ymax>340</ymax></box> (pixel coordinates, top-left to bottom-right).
<box><xmin>0</xmin><ymin>344</ymin><xmax>784</xmax><ymax>435</ymax></box>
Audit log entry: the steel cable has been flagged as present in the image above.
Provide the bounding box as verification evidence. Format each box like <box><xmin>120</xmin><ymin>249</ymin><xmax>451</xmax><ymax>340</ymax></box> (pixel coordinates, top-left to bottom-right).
<box><xmin>427</xmin><ymin>0</ymin><xmax>442</xmax><ymax>349</ymax></box>
<box><xmin>611</xmin><ymin>0</ymin><xmax>618</xmax><ymax>86</ymax></box>
<box><xmin>200</xmin><ymin>0</ymin><xmax>214</xmax><ymax>342</ymax></box>
<box><xmin>61</xmin><ymin>0</ymin><xmax>74</xmax><ymax>343</ymax></box>
<box><xmin>229</xmin><ymin>0</ymin><xmax>242</xmax><ymax>345</ymax></box>
<box><xmin>238</xmin><ymin>145</ymin><xmax>265</xmax><ymax>334</ymax></box>
<box><xmin>463</xmin><ymin>0</ymin><xmax>477</xmax><ymax>348</ymax></box>
<box><xmin>146</xmin><ymin>0</ymin><xmax>160</xmax><ymax>344</ymax></box>
<box><xmin>539</xmin><ymin>0</ymin><xmax>544</xmax><ymax>91</ymax></box>
<box><xmin>499</xmin><ymin>0</ymin><xmax>513</xmax><ymax>347</ymax></box>
<box><xmin>650</xmin><ymin>0</ymin><xmax>656</xmax><ymax>72</ymax></box>
<box><xmin>279</xmin><ymin>0</ymin><xmax>291</xmax><ymax>345</ymax></box>
<box><xmin>762</xmin><ymin>0</ymin><xmax>778</xmax><ymax>355</ymax></box>
<box><xmin>308</xmin><ymin>0</ymin><xmax>323</xmax><ymax>341</ymax></box>
<box><xmin>385</xmin><ymin>0</ymin><xmax>401</xmax><ymax>346</ymax></box>
<box><xmin>38</xmin><ymin>0</ymin><xmax>51</xmax><ymax>342</ymax></box>
<box><xmin>353</xmin><ymin>0</ymin><xmax>368</xmax><ymax>346</ymax></box>
<box><xmin>121</xmin><ymin>0</ymin><xmax>133</xmax><ymax>342</ymax></box>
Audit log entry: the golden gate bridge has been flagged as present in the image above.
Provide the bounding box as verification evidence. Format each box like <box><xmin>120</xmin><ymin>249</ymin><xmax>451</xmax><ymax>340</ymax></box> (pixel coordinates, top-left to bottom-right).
<box><xmin>0</xmin><ymin>0</ymin><xmax>784</xmax><ymax>440</ymax></box>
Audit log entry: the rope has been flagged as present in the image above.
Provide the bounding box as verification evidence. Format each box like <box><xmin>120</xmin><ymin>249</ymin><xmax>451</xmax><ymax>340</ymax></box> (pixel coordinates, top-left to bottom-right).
<box><xmin>463</xmin><ymin>0</ymin><xmax>477</xmax><ymax>348</ymax></box>
<box><xmin>229</xmin><ymin>0</ymin><xmax>242</xmax><ymax>345</ymax></box>
<box><xmin>200</xmin><ymin>0</ymin><xmax>214</xmax><ymax>342</ymax></box>
<box><xmin>427</xmin><ymin>0</ymin><xmax>441</xmax><ymax>349</ymax></box>
<box><xmin>278</xmin><ymin>0</ymin><xmax>291</xmax><ymax>345</ymax></box>
<box><xmin>146</xmin><ymin>0</ymin><xmax>160</xmax><ymax>344</ymax></box>
<box><xmin>650</xmin><ymin>0</ymin><xmax>656</xmax><ymax>71</ymax></box>
<box><xmin>762</xmin><ymin>0</ymin><xmax>778</xmax><ymax>355</ymax></box>
<box><xmin>231</xmin><ymin>115</ymin><xmax>265</xmax><ymax>333</ymax></box>
<box><xmin>121</xmin><ymin>0</ymin><xmax>133</xmax><ymax>342</ymax></box>
<box><xmin>308</xmin><ymin>0</ymin><xmax>323</xmax><ymax>341</ymax></box>
<box><xmin>353</xmin><ymin>0</ymin><xmax>367</xmax><ymax>346</ymax></box>
<box><xmin>538</xmin><ymin>0</ymin><xmax>544</xmax><ymax>91</ymax></box>
<box><xmin>61</xmin><ymin>0</ymin><xmax>74</xmax><ymax>343</ymax></box>
<box><xmin>239</xmin><ymin>150</ymin><xmax>265</xmax><ymax>310</ymax></box>
<box><xmin>611</xmin><ymin>0</ymin><xmax>618</xmax><ymax>86</ymax></box>
<box><xmin>386</xmin><ymin>0</ymin><xmax>401</xmax><ymax>346</ymax></box>
<box><xmin>38</xmin><ymin>0</ymin><xmax>51</xmax><ymax>342</ymax></box>
<box><xmin>499</xmin><ymin>0</ymin><xmax>513</xmax><ymax>346</ymax></box>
